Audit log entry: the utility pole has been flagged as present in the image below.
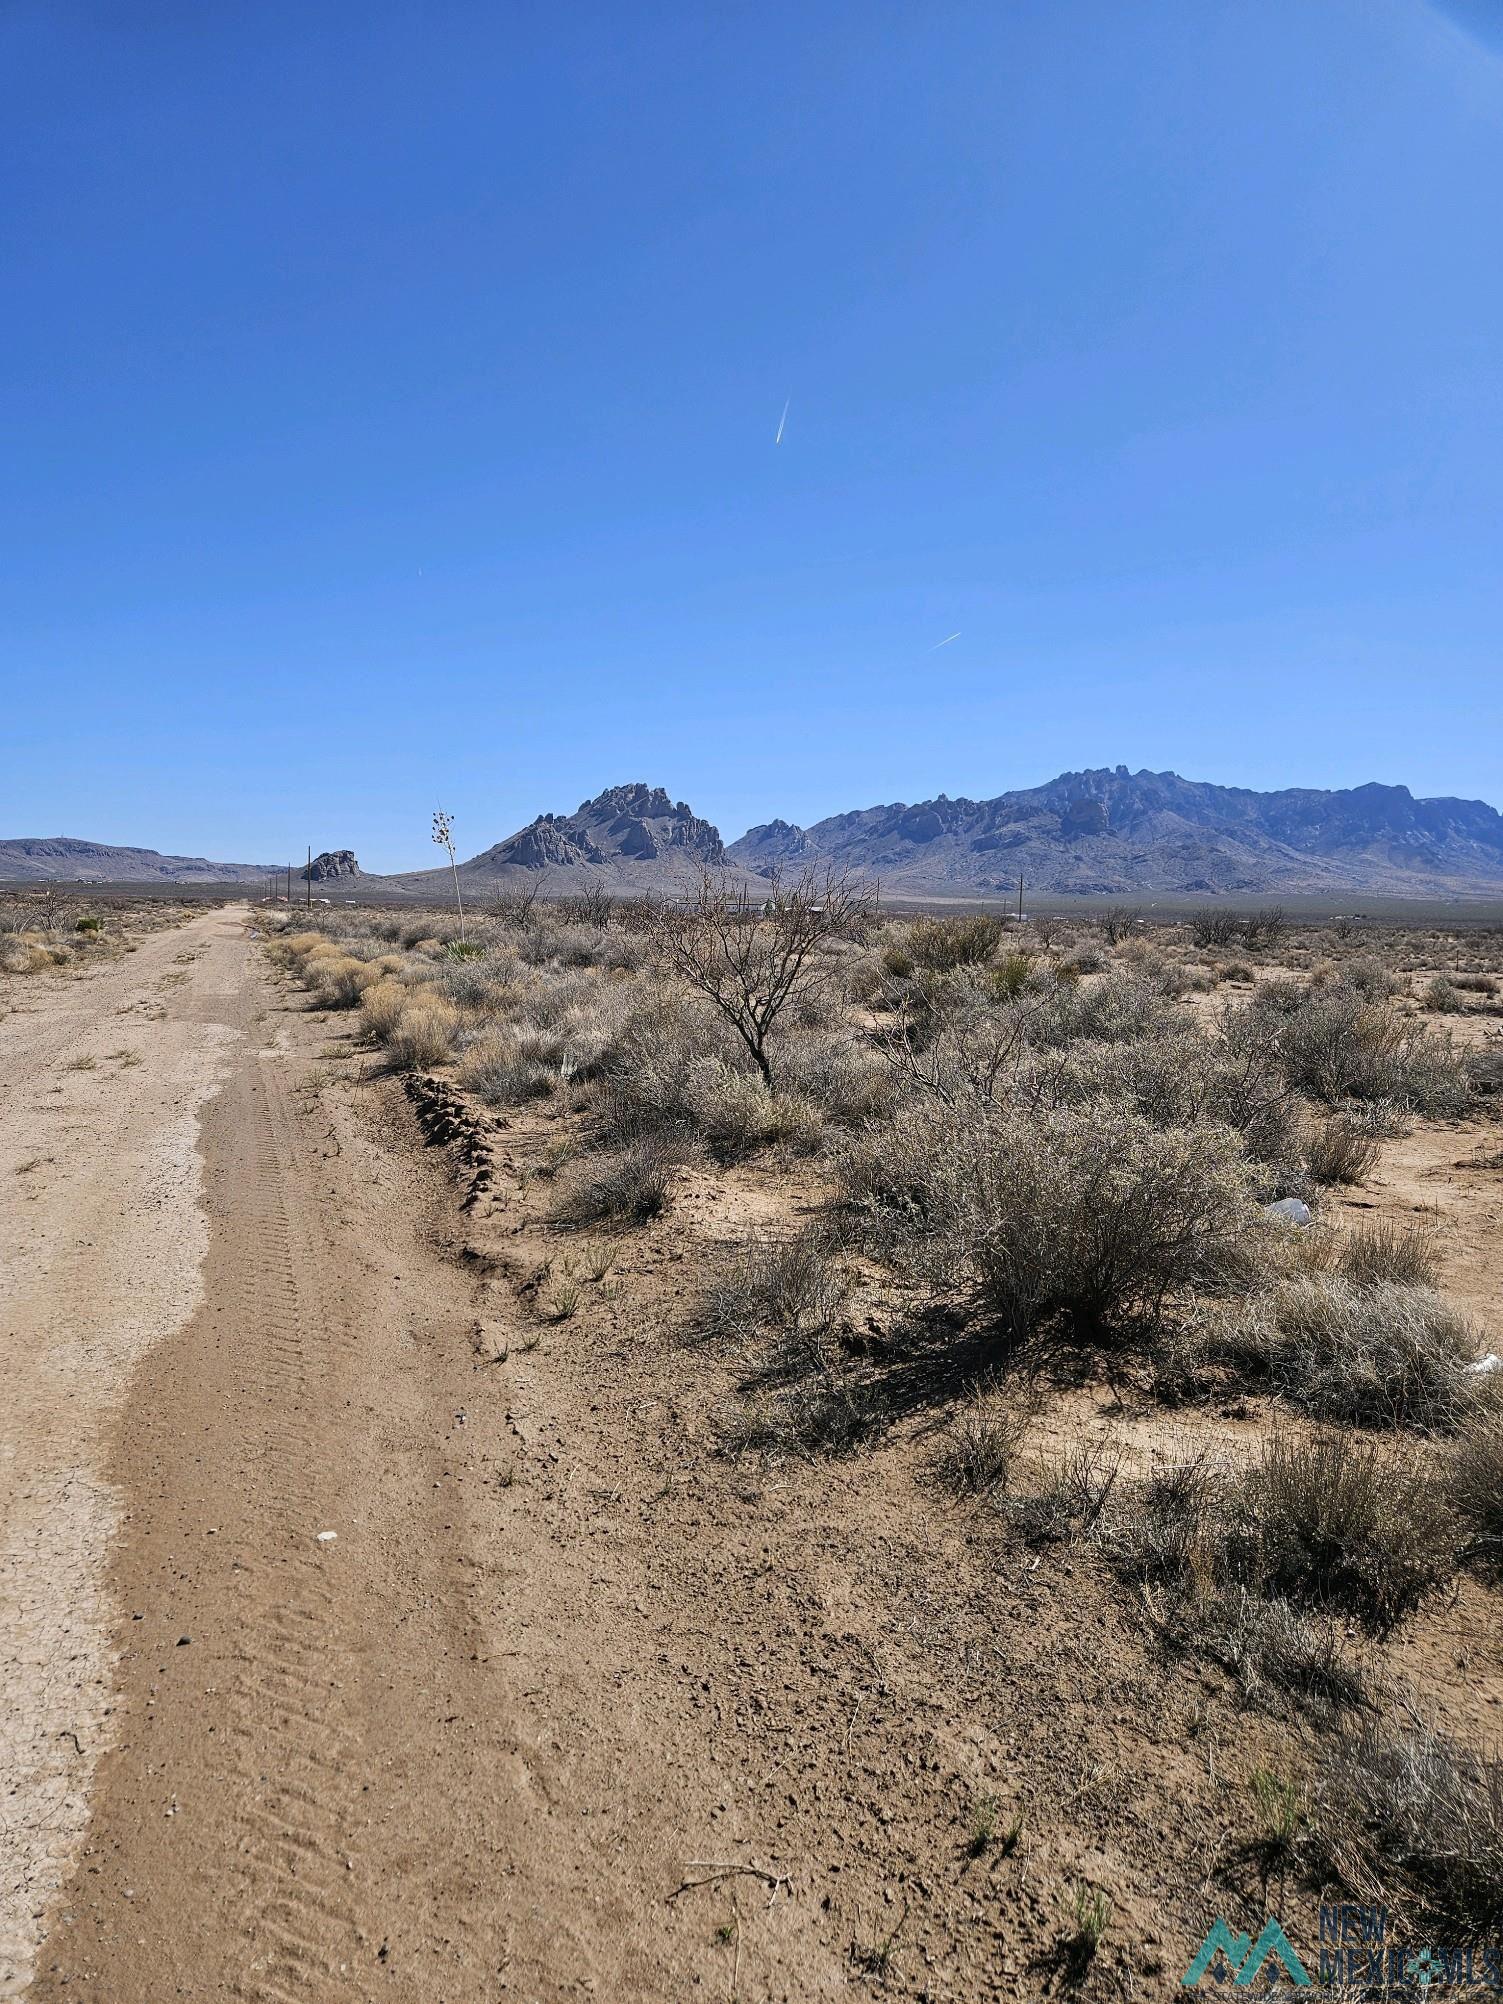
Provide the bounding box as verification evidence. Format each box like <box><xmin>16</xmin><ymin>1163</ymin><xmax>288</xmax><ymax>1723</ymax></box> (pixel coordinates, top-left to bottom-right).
<box><xmin>1017</xmin><ymin>873</ymin><xmax>1024</xmax><ymax>923</ymax></box>
<box><xmin>306</xmin><ymin>845</ymin><xmax>312</xmax><ymax>910</ymax></box>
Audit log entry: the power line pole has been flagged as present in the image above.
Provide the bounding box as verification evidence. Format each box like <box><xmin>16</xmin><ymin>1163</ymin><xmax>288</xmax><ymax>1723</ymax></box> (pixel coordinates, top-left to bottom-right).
<box><xmin>306</xmin><ymin>844</ymin><xmax>312</xmax><ymax>910</ymax></box>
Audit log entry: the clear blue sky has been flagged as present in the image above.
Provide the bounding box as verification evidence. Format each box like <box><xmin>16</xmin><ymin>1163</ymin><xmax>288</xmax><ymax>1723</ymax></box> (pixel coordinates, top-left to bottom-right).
<box><xmin>3</xmin><ymin>0</ymin><xmax>1501</xmax><ymax>871</ymax></box>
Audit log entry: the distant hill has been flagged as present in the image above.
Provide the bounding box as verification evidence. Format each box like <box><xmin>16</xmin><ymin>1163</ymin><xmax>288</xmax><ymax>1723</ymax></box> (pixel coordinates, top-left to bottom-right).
<box><xmin>0</xmin><ymin>836</ymin><xmax>279</xmax><ymax>885</ymax></box>
<box><xmin>393</xmin><ymin>783</ymin><xmax>732</xmax><ymax>895</ymax></box>
<box><xmin>727</xmin><ymin>768</ymin><xmax>1503</xmax><ymax>898</ymax></box>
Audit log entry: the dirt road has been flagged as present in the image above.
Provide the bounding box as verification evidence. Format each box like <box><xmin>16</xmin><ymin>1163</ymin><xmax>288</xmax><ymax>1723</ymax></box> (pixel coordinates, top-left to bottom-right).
<box><xmin>1</xmin><ymin>910</ymin><xmax>861</xmax><ymax>2003</ymax></box>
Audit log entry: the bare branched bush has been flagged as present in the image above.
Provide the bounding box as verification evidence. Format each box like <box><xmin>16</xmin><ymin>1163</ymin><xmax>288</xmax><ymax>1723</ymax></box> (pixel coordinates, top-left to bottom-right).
<box><xmin>647</xmin><ymin>869</ymin><xmax>877</xmax><ymax>1090</ymax></box>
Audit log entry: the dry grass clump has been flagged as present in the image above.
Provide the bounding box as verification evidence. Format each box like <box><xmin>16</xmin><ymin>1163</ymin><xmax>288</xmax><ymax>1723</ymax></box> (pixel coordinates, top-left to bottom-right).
<box><xmin>1305</xmin><ymin>1115</ymin><xmax>1380</xmax><ymax>1186</ymax></box>
<box><xmin>1337</xmin><ymin>1220</ymin><xmax>1439</xmax><ymax>1289</ymax></box>
<box><xmin>386</xmin><ymin>995</ymin><xmax>461</xmax><ymax>1070</ymax></box>
<box><xmin>844</xmin><ymin>1102</ymin><xmax>1262</xmax><ymax>1343</ymax></box>
<box><xmin>1320</xmin><ymin>1715</ymin><xmax>1503</xmax><ymax>1941</ymax></box>
<box><xmin>1206</xmin><ymin>1276</ymin><xmax>1476</xmax><ymax>1432</ymax></box>
<box><xmin>360</xmin><ymin>977</ymin><xmax>410</xmax><ymax>1041</ymax></box>
<box><xmin>694</xmin><ymin>1228</ymin><xmax>848</xmax><ymax>1349</ymax></box>
<box><xmin>551</xmin><ymin>1137</ymin><xmax>675</xmax><ymax>1229</ymax></box>
<box><xmin>933</xmin><ymin>1392</ymin><xmax>1028</xmax><ymax>1498</ymax></box>
<box><xmin>1114</xmin><ymin>1434</ymin><xmax>1454</xmax><ymax>1642</ymax></box>
<box><xmin>1448</xmin><ymin>1414</ymin><xmax>1503</xmax><ymax>1576</ymax></box>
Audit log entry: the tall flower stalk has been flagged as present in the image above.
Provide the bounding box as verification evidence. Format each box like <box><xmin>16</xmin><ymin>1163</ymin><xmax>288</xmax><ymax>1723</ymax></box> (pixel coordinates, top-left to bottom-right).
<box><xmin>431</xmin><ymin>808</ymin><xmax>466</xmax><ymax>942</ymax></box>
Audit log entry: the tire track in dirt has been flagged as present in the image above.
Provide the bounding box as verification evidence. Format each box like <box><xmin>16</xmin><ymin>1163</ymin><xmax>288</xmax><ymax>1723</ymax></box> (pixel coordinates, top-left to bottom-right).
<box><xmin>0</xmin><ymin>911</ymin><xmax>243</xmax><ymax>1999</ymax></box>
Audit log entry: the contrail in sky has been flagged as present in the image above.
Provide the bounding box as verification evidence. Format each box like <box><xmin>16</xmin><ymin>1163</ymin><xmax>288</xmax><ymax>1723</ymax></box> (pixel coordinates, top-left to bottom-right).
<box><xmin>930</xmin><ymin>632</ymin><xmax>961</xmax><ymax>650</ymax></box>
<box><xmin>775</xmin><ymin>399</ymin><xmax>789</xmax><ymax>445</ymax></box>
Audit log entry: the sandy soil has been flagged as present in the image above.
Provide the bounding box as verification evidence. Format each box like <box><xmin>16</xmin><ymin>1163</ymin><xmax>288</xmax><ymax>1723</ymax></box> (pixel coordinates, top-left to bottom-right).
<box><xmin>6</xmin><ymin>918</ymin><xmax>1501</xmax><ymax>2002</ymax></box>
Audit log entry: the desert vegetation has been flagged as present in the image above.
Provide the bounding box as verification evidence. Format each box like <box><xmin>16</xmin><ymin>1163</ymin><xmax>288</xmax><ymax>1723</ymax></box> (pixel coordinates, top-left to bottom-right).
<box><xmin>267</xmin><ymin>885</ymin><xmax>1503</xmax><ymax>1982</ymax></box>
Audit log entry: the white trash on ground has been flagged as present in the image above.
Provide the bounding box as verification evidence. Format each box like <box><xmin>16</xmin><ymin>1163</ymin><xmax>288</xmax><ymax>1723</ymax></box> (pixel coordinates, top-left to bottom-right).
<box><xmin>1264</xmin><ymin>1197</ymin><xmax>1312</xmax><ymax>1227</ymax></box>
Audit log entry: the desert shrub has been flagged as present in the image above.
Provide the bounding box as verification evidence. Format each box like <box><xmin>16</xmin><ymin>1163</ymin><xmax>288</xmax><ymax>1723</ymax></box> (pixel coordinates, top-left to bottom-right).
<box><xmin>1045</xmin><ymin>1024</ymin><xmax>1303</xmax><ymax>1188</ymax></box>
<box><xmin>1337</xmin><ymin>1221</ymin><xmax>1439</xmax><ymax>1290</ymax></box>
<box><xmin>551</xmin><ymin>1137</ymin><xmax>674</xmax><ymax>1228</ymax></box>
<box><xmin>843</xmin><ymin>1102</ymin><xmax>1262</xmax><ymax>1341</ymax></box>
<box><xmin>1238</xmin><ymin>1435</ymin><xmax>1454</xmax><ymax>1636</ymax></box>
<box><xmin>1321</xmin><ymin>1716</ymin><xmax>1503</xmax><ymax>1941</ymax></box>
<box><xmin>934</xmin><ymin>1392</ymin><xmax>1028</xmax><ymax>1498</ymax></box>
<box><xmin>1191</xmin><ymin>909</ymin><xmax>1243</xmax><ymax>948</ymax></box>
<box><xmin>1343</xmin><ymin>956</ymin><xmax>1399</xmax><ymax>1001</ymax></box>
<box><xmin>1423</xmin><ymin>975</ymin><xmax>1459</xmax><ymax>1013</ymax></box>
<box><xmin>1064</xmin><ymin>946</ymin><xmax>1105</xmax><ymax>975</ymax></box>
<box><xmin>1467</xmin><ymin>1044</ymin><xmax>1503</xmax><ymax>1097</ymax></box>
<box><xmin>592</xmin><ymin>991</ymin><xmax>824</xmax><ymax>1159</ymax></box>
<box><xmin>1221</xmin><ymin>961</ymin><xmax>1254</xmax><ymax>985</ymax></box>
<box><xmin>1448</xmin><ymin>1415</ymin><xmax>1503</xmax><ymax>1576</ymax></box>
<box><xmin>387</xmin><ymin>996</ymin><xmax>460</xmax><ymax>1069</ymax></box>
<box><xmin>987</xmin><ymin>950</ymin><xmax>1033</xmax><ymax>1001</ymax></box>
<box><xmin>1027</xmin><ymin>971</ymin><xmax>1178</xmax><ymax>1049</ymax></box>
<box><xmin>905</xmin><ymin>914</ymin><xmax>1004</xmax><ymax>971</ymax></box>
<box><xmin>457</xmin><ymin>1027</ymin><xmax>554</xmax><ymax>1105</ymax></box>
<box><xmin>1242</xmin><ymin>1276</ymin><xmax>1475</xmax><ymax>1432</ymax></box>
<box><xmin>775</xmin><ymin>1024</ymin><xmax>895</xmax><ymax>1129</ymax></box>
<box><xmin>1306</xmin><ymin>1116</ymin><xmax>1380</xmax><ymax>1186</ymax></box>
<box><xmin>74</xmin><ymin>915</ymin><xmax>103</xmax><ymax>934</ymax></box>
<box><xmin>1240</xmin><ymin>984</ymin><xmax>1469</xmax><ymax>1116</ymax></box>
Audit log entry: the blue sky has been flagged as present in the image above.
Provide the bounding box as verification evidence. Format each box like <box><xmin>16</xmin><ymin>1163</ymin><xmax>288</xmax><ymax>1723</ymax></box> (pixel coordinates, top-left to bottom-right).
<box><xmin>3</xmin><ymin>0</ymin><xmax>1501</xmax><ymax>871</ymax></box>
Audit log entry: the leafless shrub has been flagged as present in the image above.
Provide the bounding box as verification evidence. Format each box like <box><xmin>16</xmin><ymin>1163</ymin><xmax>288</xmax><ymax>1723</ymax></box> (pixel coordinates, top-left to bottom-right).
<box><xmin>648</xmin><ymin>868</ymin><xmax>877</xmax><ymax>1090</ymax></box>
<box><xmin>1101</xmin><ymin>906</ymin><xmax>1143</xmax><ymax>946</ymax></box>
<box><xmin>1191</xmin><ymin>909</ymin><xmax>1243</xmax><ymax>948</ymax></box>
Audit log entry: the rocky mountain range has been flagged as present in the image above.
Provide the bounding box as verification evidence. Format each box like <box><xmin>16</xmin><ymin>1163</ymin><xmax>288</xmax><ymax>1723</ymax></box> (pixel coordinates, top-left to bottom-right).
<box><xmin>9</xmin><ymin>769</ymin><xmax>1503</xmax><ymax>899</ymax></box>
<box><xmin>726</xmin><ymin>768</ymin><xmax>1503</xmax><ymax>898</ymax></box>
